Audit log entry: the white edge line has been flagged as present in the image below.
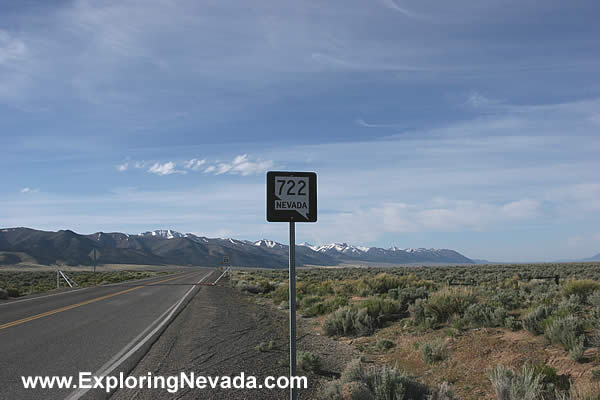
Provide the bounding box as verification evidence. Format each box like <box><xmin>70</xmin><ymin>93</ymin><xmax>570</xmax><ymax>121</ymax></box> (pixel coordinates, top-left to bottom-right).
<box><xmin>65</xmin><ymin>270</ymin><xmax>215</xmax><ymax>400</ymax></box>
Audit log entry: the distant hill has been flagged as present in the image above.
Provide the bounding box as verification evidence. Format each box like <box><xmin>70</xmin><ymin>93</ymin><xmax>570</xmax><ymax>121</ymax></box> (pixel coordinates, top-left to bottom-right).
<box><xmin>583</xmin><ymin>253</ymin><xmax>600</xmax><ymax>261</ymax></box>
<box><xmin>0</xmin><ymin>227</ymin><xmax>475</xmax><ymax>267</ymax></box>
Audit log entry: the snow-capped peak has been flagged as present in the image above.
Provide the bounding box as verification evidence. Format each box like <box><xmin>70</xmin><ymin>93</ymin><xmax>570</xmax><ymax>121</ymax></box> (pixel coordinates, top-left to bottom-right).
<box><xmin>139</xmin><ymin>229</ymin><xmax>185</xmax><ymax>239</ymax></box>
<box><xmin>254</xmin><ymin>239</ymin><xmax>284</xmax><ymax>249</ymax></box>
<box><xmin>314</xmin><ymin>243</ymin><xmax>370</xmax><ymax>255</ymax></box>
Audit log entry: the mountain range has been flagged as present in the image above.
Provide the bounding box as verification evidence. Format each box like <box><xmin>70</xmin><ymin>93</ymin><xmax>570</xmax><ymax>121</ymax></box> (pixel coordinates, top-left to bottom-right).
<box><xmin>0</xmin><ymin>227</ymin><xmax>475</xmax><ymax>267</ymax></box>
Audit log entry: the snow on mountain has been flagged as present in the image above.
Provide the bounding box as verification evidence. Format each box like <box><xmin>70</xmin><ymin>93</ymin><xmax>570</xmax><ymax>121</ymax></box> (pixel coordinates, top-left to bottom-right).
<box><xmin>313</xmin><ymin>243</ymin><xmax>369</xmax><ymax>256</ymax></box>
<box><xmin>254</xmin><ymin>239</ymin><xmax>285</xmax><ymax>249</ymax></box>
<box><xmin>305</xmin><ymin>242</ymin><xmax>472</xmax><ymax>263</ymax></box>
<box><xmin>139</xmin><ymin>229</ymin><xmax>185</xmax><ymax>239</ymax></box>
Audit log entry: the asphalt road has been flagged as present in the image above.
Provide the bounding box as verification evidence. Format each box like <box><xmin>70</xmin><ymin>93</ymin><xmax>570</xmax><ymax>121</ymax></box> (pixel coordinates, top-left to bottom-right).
<box><xmin>0</xmin><ymin>268</ymin><xmax>219</xmax><ymax>400</ymax></box>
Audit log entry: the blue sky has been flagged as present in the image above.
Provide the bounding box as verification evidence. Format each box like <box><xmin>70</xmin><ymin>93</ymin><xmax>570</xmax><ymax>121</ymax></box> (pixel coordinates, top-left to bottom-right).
<box><xmin>1</xmin><ymin>0</ymin><xmax>599</xmax><ymax>262</ymax></box>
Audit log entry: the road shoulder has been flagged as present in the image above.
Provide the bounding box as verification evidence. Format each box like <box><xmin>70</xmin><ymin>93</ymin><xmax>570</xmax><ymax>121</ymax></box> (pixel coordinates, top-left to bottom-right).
<box><xmin>112</xmin><ymin>282</ymin><xmax>354</xmax><ymax>399</ymax></box>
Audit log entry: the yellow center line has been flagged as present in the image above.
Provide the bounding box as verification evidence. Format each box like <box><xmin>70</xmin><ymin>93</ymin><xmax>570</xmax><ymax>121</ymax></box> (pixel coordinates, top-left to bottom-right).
<box><xmin>0</xmin><ymin>273</ymin><xmax>193</xmax><ymax>331</ymax></box>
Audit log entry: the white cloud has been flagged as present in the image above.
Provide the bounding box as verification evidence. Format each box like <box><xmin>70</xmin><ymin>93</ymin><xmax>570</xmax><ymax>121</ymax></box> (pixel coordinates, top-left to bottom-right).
<box><xmin>338</xmin><ymin>198</ymin><xmax>540</xmax><ymax>235</ymax></box>
<box><xmin>208</xmin><ymin>154</ymin><xmax>274</xmax><ymax>176</ymax></box>
<box><xmin>117</xmin><ymin>162</ymin><xmax>128</xmax><ymax>172</ymax></box>
<box><xmin>20</xmin><ymin>187</ymin><xmax>38</xmax><ymax>194</ymax></box>
<box><xmin>184</xmin><ymin>158</ymin><xmax>206</xmax><ymax>170</ymax></box>
<box><xmin>147</xmin><ymin>162</ymin><xmax>186</xmax><ymax>176</ymax></box>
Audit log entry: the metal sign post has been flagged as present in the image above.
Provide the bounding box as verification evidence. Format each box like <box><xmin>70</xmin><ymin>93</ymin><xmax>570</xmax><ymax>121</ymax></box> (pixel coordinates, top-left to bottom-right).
<box><xmin>266</xmin><ymin>171</ymin><xmax>317</xmax><ymax>400</ymax></box>
<box><xmin>288</xmin><ymin>220</ymin><xmax>296</xmax><ymax>400</ymax></box>
<box><xmin>88</xmin><ymin>249</ymin><xmax>101</xmax><ymax>286</ymax></box>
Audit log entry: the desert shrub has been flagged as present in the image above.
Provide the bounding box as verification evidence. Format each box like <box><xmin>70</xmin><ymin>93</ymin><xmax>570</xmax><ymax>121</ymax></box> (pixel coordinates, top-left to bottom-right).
<box><xmin>325</xmin><ymin>295</ymin><xmax>349</xmax><ymax>310</ymax></box>
<box><xmin>568</xmin><ymin>338</ymin><xmax>585</xmax><ymax>362</ymax></box>
<box><xmin>301</xmin><ymin>295</ymin><xmax>326</xmax><ymax>316</ymax></box>
<box><xmin>554</xmin><ymin>382</ymin><xmax>600</xmax><ymax>400</ymax></box>
<box><xmin>255</xmin><ymin>340</ymin><xmax>275</xmax><ymax>352</ymax></box>
<box><xmin>523</xmin><ymin>305</ymin><xmax>554</xmax><ymax>335</ymax></box>
<box><xmin>341</xmin><ymin>381</ymin><xmax>374</xmax><ymax>400</ymax></box>
<box><xmin>504</xmin><ymin>316</ymin><xmax>522</xmax><ymax>331</ymax></box>
<box><xmin>6</xmin><ymin>288</ymin><xmax>19</xmax><ymax>297</ymax></box>
<box><xmin>271</xmin><ymin>282</ymin><xmax>289</xmax><ymax>303</ymax></box>
<box><xmin>359</xmin><ymin>273</ymin><xmax>435</xmax><ymax>297</ymax></box>
<box><xmin>327</xmin><ymin>359</ymin><xmax>445</xmax><ymax>400</ymax></box>
<box><xmin>556</xmin><ymin>295</ymin><xmax>582</xmax><ymax>315</ymax></box>
<box><xmin>533</xmin><ymin>363</ymin><xmax>570</xmax><ymax>394</ymax></box>
<box><xmin>488</xmin><ymin>365</ymin><xmax>543</xmax><ymax>400</ymax></box>
<box><xmin>409</xmin><ymin>298</ymin><xmax>427</xmax><ymax>323</ymax></box>
<box><xmin>543</xmin><ymin>316</ymin><xmax>585</xmax><ymax>354</ymax></box>
<box><xmin>320</xmin><ymin>381</ymin><xmax>343</xmax><ymax>400</ymax></box>
<box><xmin>365</xmin><ymin>365</ymin><xmax>429</xmax><ymax>400</ymax></box>
<box><xmin>462</xmin><ymin>303</ymin><xmax>507</xmax><ymax>328</ymax></box>
<box><xmin>491</xmin><ymin>289</ymin><xmax>522</xmax><ymax>310</ymax></box>
<box><xmin>239</xmin><ymin>280</ymin><xmax>275</xmax><ymax>294</ymax></box>
<box><xmin>377</xmin><ymin>339</ymin><xmax>395</xmax><ymax>351</ymax></box>
<box><xmin>361</xmin><ymin>273</ymin><xmax>406</xmax><ymax>295</ymax></box>
<box><xmin>427</xmin><ymin>382</ymin><xmax>458</xmax><ymax>400</ymax></box>
<box><xmin>301</xmin><ymin>295</ymin><xmax>349</xmax><ymax>317</ymax></box>
<box><xmin>562</xmin><ymin>280</ymin><xmax>600</xmax><ymax>303</ymax></box>
<box><xmin>424</xmin><ymin>287</ymin><xmax>477</xmax><ymax>324</ymax></box>
<box><xmin>589</xmin><ymin>291</ymin><xmax>600</xmax><ymax>308</ymax></box>
<box><xmin>388</xmin><ymin>286</ymin><xmax>429</xmax><ymax>304</ymax></box>
<box><xmin>360</xmin><ymin>297</ymin><xmax>405</xmax><ymax>322</ymax></box>
<box><xmin>298</xmin><ymin>351</ymin><xmax>321</xmax><ymax>373</ymax></box>
<box><xmin>421</xmin><ymin>339</ymin><xmax>448</xmax><ymax>365</ymax></box>
<box><xmin>341</xmin><ymin>359</ymin><xmax>366</xmax><ymax>383</ymax></box>
<box><xmin>324</xmin><ymin>307</ymin><xmax>374</xmax><ymax>337</ymax></box>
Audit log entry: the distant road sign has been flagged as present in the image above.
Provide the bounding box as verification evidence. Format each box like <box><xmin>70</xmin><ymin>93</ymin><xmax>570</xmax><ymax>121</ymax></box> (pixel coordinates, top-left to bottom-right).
<box><xmin>267</xmin><ymin>171</ymin><xmax>317</xmax><ymax>222</ymax></box>
<box><xmin>88</xmin><ymin>249</ymin><xmax>101</xmax><ymax>260</ymax></box>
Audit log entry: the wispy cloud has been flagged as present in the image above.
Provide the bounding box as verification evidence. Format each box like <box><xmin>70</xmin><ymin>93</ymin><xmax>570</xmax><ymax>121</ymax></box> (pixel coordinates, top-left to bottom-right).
<box><xmin>147</xmin><ymin>162</ymin><xmax>186</xmax><ymax>176</ymax></box>
<box><xmin>184</xmin><ymin>158</ymin><xmax>206</xmax><ymax>170</ymax></box>
<box><xmin>20</xmin><ymin>187</ymin><xmax>38</xmax><ymax>194</ymax></box>
<box><xmin>380</xmin><ymin>0</ymin><xmax>431</xmax><ymax>21</ymax></box>
<box><xmin>0</xmin><ymin>30</ymin><xmax>27</xmax><ymax>65</ymax></box>
<box><xmin>465</xmin><ymin>92</ymin><xmax>495</xmax><ymax>108</ymax></box>
<box><xmin>355</xmin><ymin>118</ymin><xmax>405</xmax><ymax>129</ymax></box>
<box><xmin>119</xmin><ymin>155</ymin><xmax>273</xmax><ymax>177</ymax></box>
<box><xmin>211</xmin><ymin>154</ymin><xmax>274</xmax><ymax>176</ymax></box>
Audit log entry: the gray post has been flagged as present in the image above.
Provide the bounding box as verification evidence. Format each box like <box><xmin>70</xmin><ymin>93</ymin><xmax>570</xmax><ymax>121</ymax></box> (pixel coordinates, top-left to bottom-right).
<box><xmin>289</xmin><ymin>220</ymin><xmax>297</xmax><ymax>400</ymax></box>
<box><xmin>57</xmin><ymin>270</ymin><xmax>59</xmax><ymax>289</ymax></box>
<box><xmin>93</xmin><ymin>250</ymin><xmax>97</xmax><ymax>286</ymax></box>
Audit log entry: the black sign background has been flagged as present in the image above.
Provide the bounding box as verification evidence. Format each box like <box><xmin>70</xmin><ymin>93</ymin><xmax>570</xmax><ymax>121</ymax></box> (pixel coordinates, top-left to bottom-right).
<box><xmin>266</xmin><ymin>171</ymin><xmax>317</xmax><ymax>222</ymax></box>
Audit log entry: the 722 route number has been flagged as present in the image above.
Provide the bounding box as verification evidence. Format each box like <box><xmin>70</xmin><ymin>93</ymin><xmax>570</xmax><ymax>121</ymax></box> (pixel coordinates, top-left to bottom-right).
<box><xmin>277</xmin><ymin>179</ymin><xmax>306</xmax><ymax>196</ymax></box>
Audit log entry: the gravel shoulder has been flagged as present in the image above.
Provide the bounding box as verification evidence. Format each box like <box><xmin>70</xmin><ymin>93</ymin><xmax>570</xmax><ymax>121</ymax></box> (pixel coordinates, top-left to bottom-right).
<box><xmin>112</xmin><ymin>281</ymin><xmax>354</xmax><ymax>400</ymax></box>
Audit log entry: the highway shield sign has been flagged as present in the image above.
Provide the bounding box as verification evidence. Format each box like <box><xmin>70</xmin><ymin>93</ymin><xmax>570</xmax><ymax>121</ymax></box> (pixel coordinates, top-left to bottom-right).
<box><xmin>266</xmin><ymin>171</ymin><xmax>317</xmax><ymax>222</ymax></box>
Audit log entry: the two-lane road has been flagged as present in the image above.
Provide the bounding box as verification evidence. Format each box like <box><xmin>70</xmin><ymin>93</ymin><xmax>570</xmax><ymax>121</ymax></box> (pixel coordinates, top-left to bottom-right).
<box><xmin>0</xmin><ymin>268</ymin><xmax>218</xmax><ymax>399</ymax></box>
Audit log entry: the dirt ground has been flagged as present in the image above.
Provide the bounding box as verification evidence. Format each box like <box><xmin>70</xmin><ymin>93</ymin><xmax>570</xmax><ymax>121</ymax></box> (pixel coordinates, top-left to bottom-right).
<box><xmin>351</xmin><ymin>322</ymin><xmax>599</xmax><ymax>400</ymax></box>
<box><xmin>112</xmin><ymin>281</ymin><xmax>354</xmax><ymax>400</ymax></box>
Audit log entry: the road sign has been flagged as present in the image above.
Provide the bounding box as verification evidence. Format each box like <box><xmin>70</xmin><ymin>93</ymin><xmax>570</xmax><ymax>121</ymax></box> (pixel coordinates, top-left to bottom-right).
<box><xmin>89</xmin><ymin>249</ymin><xmax>100</xmax><ymax>286</ymax></box>
<box><xmin>266</xmin><ymin>171</ymin><xmax>317</xmax><ymax>400</ymax></box>
<box><xmin>88</xmin><ymin>249</ymin><xmax>101</xmax><ymax>260</ymax></box>
<box><xmin>266</xmin><ymin>171</ymin><xmax>317</xmax><ymax>222</ymax></box>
